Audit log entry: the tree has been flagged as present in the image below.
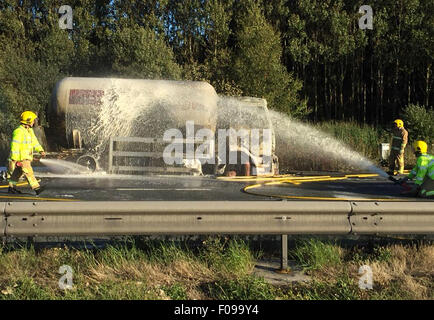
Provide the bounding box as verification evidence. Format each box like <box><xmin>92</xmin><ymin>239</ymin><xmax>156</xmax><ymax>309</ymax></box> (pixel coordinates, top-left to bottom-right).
<box><xmin>203</xmin><ymin>0</ymin><xmax>240</xmax><ymax>94</ymax></box>
<box><xmin>231</xmin><ymin>0</ymin><xmax>308</xmax><ymax>118</ymax></box>
<box><xmin>285</xmin><ymin>0</ymin><xmax>365</xmax><ymax>121</ymax></box>
<box><xmin>164</xmin><ymin>0</ymin><xmax>207</xmax><ymax>66</ymax></box>
<box><xmin>109</xmin><ymin>24</ymin><xmax>182</xmax><ymax>79</ymax></box>
<box><xmin>0</xmin><ymin>2</ymin><xmax>64</xmax><ymax>126</ymax></box>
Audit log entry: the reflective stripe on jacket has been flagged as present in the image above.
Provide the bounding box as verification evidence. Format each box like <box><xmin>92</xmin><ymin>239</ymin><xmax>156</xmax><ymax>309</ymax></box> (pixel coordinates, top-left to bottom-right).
<box><xmin>408</xmin><ymin>154</ymin><xmax>434</xmax><ymax>185</ymax></box>
<box><xmin>9</xmin><ymin>125</ymin><xmax>44</xmax><ymax>161</ymax></box>
<box><xmin>391</xmin><ymin>127</ymin><xmax>408</xmax><ymax>151</ymax></box>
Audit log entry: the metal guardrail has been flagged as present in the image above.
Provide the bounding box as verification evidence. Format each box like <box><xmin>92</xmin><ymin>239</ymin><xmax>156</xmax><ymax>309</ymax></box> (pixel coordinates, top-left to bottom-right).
<box><xmin>1</xmin><ymin>202</ymin><xmax>6</xmax><ymax>237</ymax></box>
<box><xmin>349</xmin><ymin>201</ymin><xmax>434</xmax><ymax>234</ymax></box>
<box><xmin>1</xmin><ymin>201</ymin><xmax>433</xmax><ymax>237</ymax></box>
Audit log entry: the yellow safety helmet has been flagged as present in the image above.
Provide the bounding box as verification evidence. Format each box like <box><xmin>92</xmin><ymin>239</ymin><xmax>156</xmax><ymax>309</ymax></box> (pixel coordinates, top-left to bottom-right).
<box><xmin>413</xmin><ymin>141</ymin><xmax>428</xmax><ymax>154</ymax></box>
<box><xmin>394</xmin><ymin>119</ymin><xmax>404</xmax><ymax>128</ymax></box>
<box><xmin>413</xmin><ymin>140</ymin><xmax>428</xmax><ymax>154</ymax></box>
<box><xmin>20</xmin><ymin>111</ymin><xmax>38</xmax><ymax>125</ymax></box>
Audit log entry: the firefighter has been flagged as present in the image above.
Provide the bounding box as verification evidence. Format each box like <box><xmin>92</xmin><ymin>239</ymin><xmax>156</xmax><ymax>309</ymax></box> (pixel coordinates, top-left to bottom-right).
<box><xmin>387</xmin><ymin>119</ymin><xmax>408</xmax><ymax>175</ymax></box>
<box><xmin>7</xmin><ymin>111</ymin><xmax>46</xmax><ymax>195</ymax></box>
<box><xmin>399</xmin><ymin>141</ymin><xmax>434</xmax><ymax>198</ymax></box>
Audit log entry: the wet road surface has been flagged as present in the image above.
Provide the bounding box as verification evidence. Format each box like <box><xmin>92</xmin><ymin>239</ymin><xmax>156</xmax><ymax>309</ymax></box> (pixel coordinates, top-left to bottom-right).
<box><xmin>1</xmin><ymin>171</ymin><xmax>432</xmax><ymax>202</ymax></box>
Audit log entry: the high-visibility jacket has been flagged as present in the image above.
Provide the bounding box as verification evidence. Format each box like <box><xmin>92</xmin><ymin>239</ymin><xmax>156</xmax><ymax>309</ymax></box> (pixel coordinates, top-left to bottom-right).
<box><xmin>9</xmin><ymin>125</ymin><xmax>44</xmax><ymax>161</ymax></box>
<box><xmin>408</xmin><ymin>153</ymin><xmax>434</xmax><ymax>186</ymax></box>
<box><xmin>391</xmin><ymin>127</ymin><xmax>408</xmax><ymax>153</ymax></box>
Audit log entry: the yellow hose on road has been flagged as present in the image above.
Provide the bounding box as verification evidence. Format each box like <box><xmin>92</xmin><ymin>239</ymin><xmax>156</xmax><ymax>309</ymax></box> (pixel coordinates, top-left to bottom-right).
<box><xmin>218</xmin><ymin>173</ymin><xmax>379</xmax><ymax>182</ymax></box>
<box><xmin>1</xmin><ymin>180</ymin><xmax>77</xmax><ymax>201</ymax></box>
<box><xmin>240</xmin><ymin>173</ymin><xmax>411</xmax><ymax>201</ymax></box>
<box><xmin>0</xmin><ymin>195</ymin><xmax>77</xmax><ymax>201</ymax></box>
<box><xmin>0</xmin><ymin>180</ymin><xmax>41</xmax><ymax>188</ymax></box>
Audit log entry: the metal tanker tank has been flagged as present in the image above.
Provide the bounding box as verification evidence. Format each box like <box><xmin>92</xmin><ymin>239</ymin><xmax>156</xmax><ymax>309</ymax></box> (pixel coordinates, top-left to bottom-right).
<box><xmin>47</xmin><ymin>77</ymin><xmax>219</xmax><ymax>173</ymax></box>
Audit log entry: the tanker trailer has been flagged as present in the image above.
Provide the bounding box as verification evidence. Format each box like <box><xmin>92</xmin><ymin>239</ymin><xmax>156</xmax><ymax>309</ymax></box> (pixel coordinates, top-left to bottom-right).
<box><xmin>46</xmin><ymin>77</ymin><xmax>219</xmax><ymax>174</ymax></box>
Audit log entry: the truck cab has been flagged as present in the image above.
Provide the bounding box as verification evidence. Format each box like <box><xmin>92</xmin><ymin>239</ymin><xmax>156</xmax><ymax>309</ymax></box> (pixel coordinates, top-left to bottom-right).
<box><xmin>216</xmin><ymin>96</ymin><xmax>279</xmax><ymax>176</ymax></box>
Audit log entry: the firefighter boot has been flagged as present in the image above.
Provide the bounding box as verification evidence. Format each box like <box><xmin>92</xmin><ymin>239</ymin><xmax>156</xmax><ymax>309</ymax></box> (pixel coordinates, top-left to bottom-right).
<box><xmin>8</xmin><ymin>186</ymin><xmax>22</xmax><ymax>194</ymax></box>
<box><xmin>34</xmin><ymin>186</ymin><xmax>45</xmax><ymax>196</ymax></box>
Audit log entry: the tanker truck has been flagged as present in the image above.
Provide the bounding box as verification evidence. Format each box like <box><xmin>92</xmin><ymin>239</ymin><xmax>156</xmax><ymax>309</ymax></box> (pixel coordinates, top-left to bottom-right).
<box><xmin>45</xmin><ymin>77</ymin><xmax>278</xmax><ymax>176</ymax></box>
<box><xmin>46</xmin><ymin>77</ymin><xmax>218</xmax><ymax>174</ymax></box>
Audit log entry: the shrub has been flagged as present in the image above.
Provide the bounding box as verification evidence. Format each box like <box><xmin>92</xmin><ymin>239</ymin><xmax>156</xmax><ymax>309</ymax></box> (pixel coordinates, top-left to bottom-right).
<box><xmin>403</xmin><ymin>104</ymin><xmax>434</xmax><ymax>147</ymax></box>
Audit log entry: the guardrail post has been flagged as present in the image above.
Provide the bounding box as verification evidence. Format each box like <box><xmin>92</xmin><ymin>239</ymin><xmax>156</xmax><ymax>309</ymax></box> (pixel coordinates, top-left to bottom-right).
<box><xmin>1</xmin><ymin>202</ymin><xmax>6</xmax><ymax>241</ymax></box>
<box><xmin>279</xmin><ymin>234</ymin><xmax>288</xmax><ymax>272</ymax></box>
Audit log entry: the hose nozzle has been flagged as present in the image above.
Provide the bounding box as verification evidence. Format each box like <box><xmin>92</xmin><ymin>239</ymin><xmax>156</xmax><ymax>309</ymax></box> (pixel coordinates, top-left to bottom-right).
<box><xmin>388</xmin><ymin>176</ymin><xmax>399</xmax><ymax>184</ymax></box>
<box><xmin>388</xmin><ymin>175</ymin><xmax>413</xmax><ymax>191</ymax></box>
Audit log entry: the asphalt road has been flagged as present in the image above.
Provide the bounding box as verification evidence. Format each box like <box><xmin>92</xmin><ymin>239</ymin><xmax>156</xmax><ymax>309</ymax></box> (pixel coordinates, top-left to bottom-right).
<box><xmin>1</xmin><ymin>170</ymin><xmax>432</xmax><ymax>202</ymax></box>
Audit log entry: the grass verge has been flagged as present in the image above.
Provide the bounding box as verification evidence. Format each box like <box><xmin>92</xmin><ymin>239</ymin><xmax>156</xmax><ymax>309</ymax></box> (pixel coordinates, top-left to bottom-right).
<box><xmin>0</xmin><ymin>237</ymin><xmax>432</xmax><ymax>300</ymax></box>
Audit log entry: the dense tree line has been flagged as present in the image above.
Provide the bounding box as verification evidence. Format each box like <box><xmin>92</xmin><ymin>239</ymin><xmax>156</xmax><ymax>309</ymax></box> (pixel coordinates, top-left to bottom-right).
<box><xmin>0</xmin><ymin>0</ymin><xmax>432</xmax><ymax>134</ymax></box>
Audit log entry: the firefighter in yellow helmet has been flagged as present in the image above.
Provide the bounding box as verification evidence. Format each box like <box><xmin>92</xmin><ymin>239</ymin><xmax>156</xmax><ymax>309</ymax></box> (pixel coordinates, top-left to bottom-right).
<box><xmin>7</xmin><ymin>111</ymin><xmax>46</xmax><ymax>195</ymax></box>
<box><xmin>387</xmin><ymin>119</ymin><xmax>408</xmax><ymax>175</ymax></box>
<box><xmin>399</xmin><ymin>141</ymin><xmax>434</xmax><ymax>198</ymax></box>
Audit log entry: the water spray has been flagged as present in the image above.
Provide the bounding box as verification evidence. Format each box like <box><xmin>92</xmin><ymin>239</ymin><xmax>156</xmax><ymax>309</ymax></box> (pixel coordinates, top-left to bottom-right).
<box><xmin>39</xmin><ymin>158</ymin><xmax>92</xmax><ymax>174</ymax></box>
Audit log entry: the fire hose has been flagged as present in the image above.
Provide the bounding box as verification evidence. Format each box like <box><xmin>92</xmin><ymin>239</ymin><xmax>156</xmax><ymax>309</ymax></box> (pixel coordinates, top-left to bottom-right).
<box><xmin>0</xmin><ymin>153</ymin><xmax>45</xmax><ymax>182</ymax></box>
<box><xmin>388</xmin><ymin>175</ymin><xmax>413</xmax><ymax>192</ymax></box>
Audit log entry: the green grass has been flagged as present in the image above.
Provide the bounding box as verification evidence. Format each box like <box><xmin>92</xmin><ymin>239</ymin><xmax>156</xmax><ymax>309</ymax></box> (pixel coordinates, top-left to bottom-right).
<box><xmin>0</xmin><ymin>237</ymin><xmax>432</xmax><ymax>300</ymax></box>
<box><xmin>290</xmin><ymin>239</ymin><xmax>342</xmax><ymax>271</ymax></box>
<box><xmin>0</xmin><ymin>277</ymin><xmax>55</xmax><ymax>300</ymax></box>
<box><xmin>206</xmin><ymin>275</ymin><xmax>276</xmax><ymax>300</ymax></box>
<box><xmin>283</xmin><ymin>274</ymin><xmax>360</xmax><ymax>300</ymax></box>
<box><xmin>162</xmin><ymin>283</ymin><xmax>189</xmax><ymax>300</ymax></box>
<box><xmin>199</xmin><ymin>237</ymin><xmax>256</xmax><ymax>276</ymax></box>
<box><xmin>346</xmin><ymin>245</ymin><xmax>393</xmax><ymax>264</ymax></box>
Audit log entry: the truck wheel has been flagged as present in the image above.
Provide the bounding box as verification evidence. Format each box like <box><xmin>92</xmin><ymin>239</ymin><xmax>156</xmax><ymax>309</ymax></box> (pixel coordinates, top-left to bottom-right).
<box><xmin>76</xmin><ymin>155</ymin><xmax>97</xmax><ymax>172</ymax></box>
